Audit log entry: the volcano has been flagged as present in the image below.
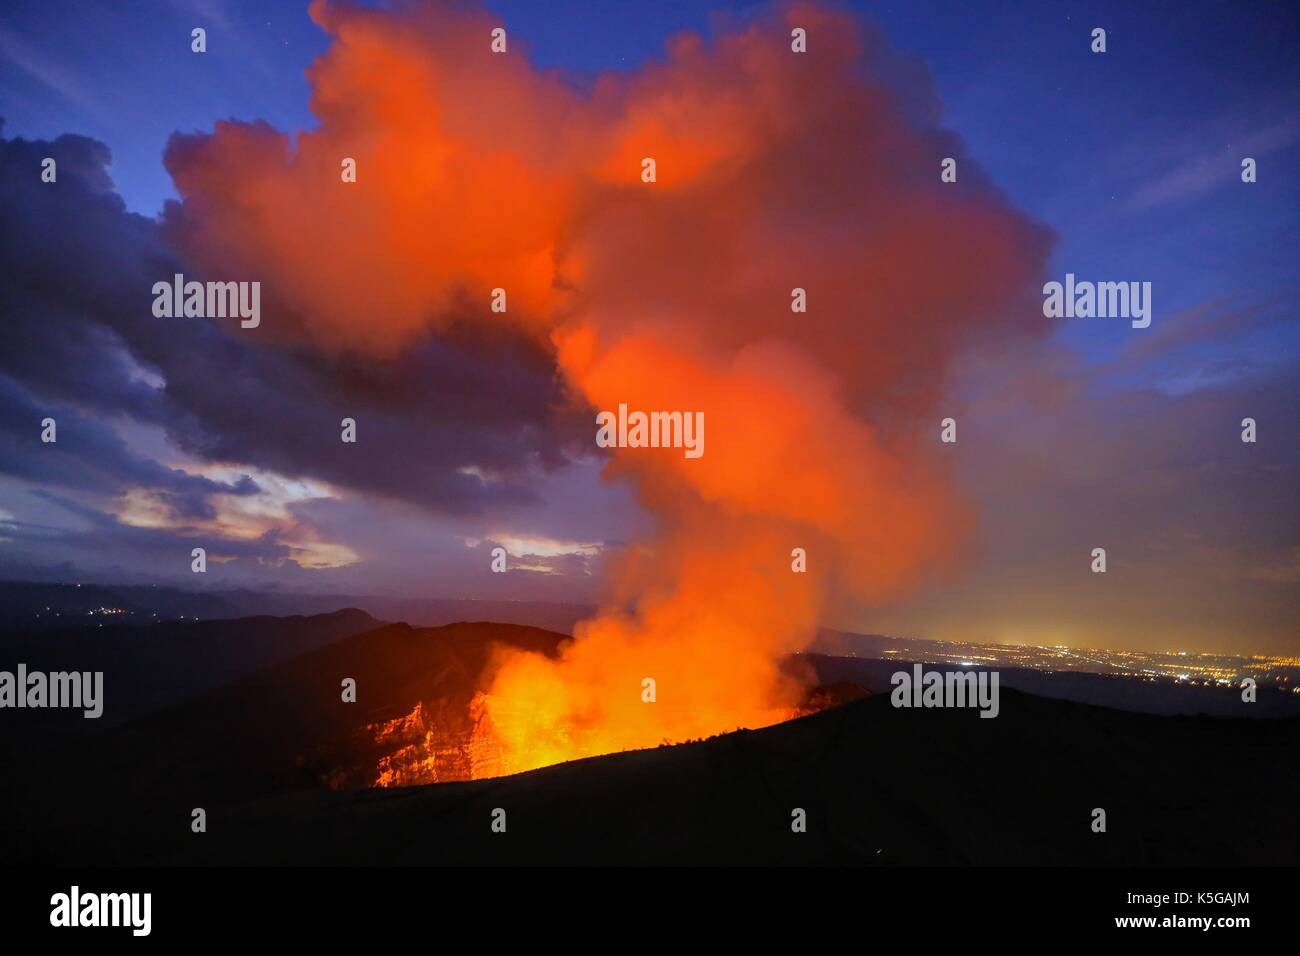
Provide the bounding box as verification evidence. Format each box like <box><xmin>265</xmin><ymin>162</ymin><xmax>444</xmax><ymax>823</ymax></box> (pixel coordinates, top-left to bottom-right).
<box><xmin>5</xmin><ymin>612</ymin><xmax>1296</xmax><ymax>866</ymax></box>
<box><xmin>3</xmin><ymin>612</ymin><xmax>870</xmax><ymax>862</ymax></box>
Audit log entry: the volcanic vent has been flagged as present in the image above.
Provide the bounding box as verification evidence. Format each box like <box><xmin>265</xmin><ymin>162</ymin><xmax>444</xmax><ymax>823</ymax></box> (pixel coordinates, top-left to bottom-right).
<box><xmin>357</xmin><ymin>632</ymin><xmax>868</xmax><ymax>787</ymax></box>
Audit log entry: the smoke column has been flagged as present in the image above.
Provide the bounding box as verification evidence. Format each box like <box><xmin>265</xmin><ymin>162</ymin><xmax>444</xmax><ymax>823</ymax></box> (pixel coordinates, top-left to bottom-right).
<box><xmin>163</xmin><ymin>0</ymin><xmax>1052</xmax><ymax>773</ymax></box>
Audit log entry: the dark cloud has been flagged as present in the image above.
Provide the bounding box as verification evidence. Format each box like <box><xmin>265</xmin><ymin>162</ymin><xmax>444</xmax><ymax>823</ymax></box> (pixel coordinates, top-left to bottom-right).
<box><xmin>0</xmin><ymin>121</ymin><xmax>584</xmax><ymax>526</ymax></box>
<box><xmin>0</xmin><ymin>374</ymin><xmax>258</xmax><ymax>515</ymax></box>
<box><xmin>0</xmin><ymin>489</ymin><xmax>295</xmax><ymax>585</ymax></box>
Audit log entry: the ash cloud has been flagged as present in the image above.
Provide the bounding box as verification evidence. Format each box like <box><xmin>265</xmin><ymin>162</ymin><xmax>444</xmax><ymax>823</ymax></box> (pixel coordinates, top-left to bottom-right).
<box><xmin>146</xmin><ymin>0</ymin><xmax>1053</xmax><ymax>764</ymax></box>
<box><xmin>0</xmin><ymin>118</ymin><xmax>585</xmax><ymax>539</ymax></box>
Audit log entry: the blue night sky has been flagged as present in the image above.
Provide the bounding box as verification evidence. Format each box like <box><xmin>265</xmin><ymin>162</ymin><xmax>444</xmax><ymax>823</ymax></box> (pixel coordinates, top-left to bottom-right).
<box><xmin>4</xmin><ymin>1</ymin><xmax>1297</xmax><ymax>370</ymax></box>
<box><xmin>0</xmin><ymin>1</ymin><xmax>1296</xmax><ymax>653</ymax></box>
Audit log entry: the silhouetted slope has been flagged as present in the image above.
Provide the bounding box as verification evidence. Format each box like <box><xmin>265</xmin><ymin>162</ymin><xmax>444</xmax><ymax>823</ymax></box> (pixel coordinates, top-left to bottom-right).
<box><xmin>3</xmin><ymin>619</ymin><xmax>568</xmax><ymax>862</ymax></box>
<box><xmin>169</xmin><ymin>689</ymin><xmax>1297</xmax><ymax>866</ymax></box>
<box><xmin>17</xmin><ymin>678</ymin><xmax>1300</xmax><ymax>865</ymax></box>
<box><xmin>0</xmin><ymin>607</ymin><xmax>384</xmax><ymax>730</ymax></box>
<box><xmin>0</xmin><ymin>606</ymin><xmax>385</xmax><ymax>788</ymax></box>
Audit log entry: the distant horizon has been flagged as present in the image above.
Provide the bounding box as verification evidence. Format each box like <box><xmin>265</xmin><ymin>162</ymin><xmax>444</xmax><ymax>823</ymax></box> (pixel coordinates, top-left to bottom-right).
<box><xmin>2</xmin><ymin>576</ymin><xmax>1292</xmax><ymax>663</ymax></box>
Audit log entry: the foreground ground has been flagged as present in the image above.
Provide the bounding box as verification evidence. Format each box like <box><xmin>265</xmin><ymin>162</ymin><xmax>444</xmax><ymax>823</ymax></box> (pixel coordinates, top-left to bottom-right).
<box><xmin>3</xmin><ymin>616</ymin><xmax>1297</xmax><ymax>865</ymax></box>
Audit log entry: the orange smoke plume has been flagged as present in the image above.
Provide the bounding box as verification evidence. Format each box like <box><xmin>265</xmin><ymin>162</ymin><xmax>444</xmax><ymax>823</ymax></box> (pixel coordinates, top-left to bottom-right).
<box><xmin>163</xmin><ymin>0</ymin><xmax>1051</xmax><ymax>775</ymax></box>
